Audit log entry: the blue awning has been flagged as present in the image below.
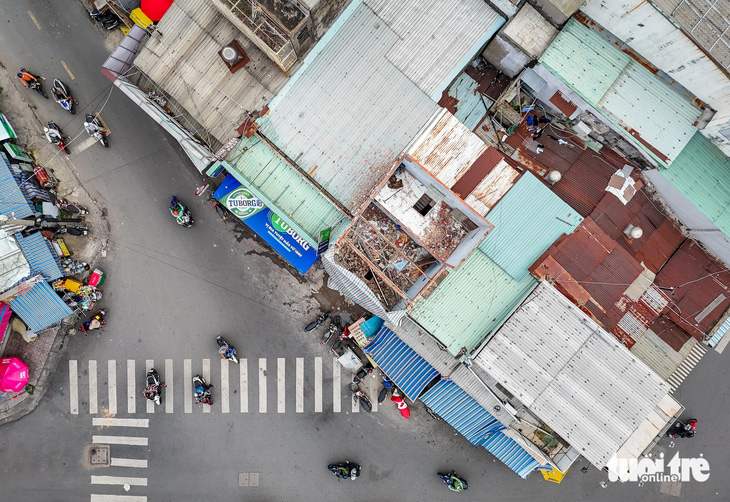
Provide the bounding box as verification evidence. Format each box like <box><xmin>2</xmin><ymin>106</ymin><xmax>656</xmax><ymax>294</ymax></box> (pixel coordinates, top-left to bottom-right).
<box><xmin>421</xmin><ymin>379</ymin><xmax>541</xmax><ymax>479</ymax></box>
<box><xmin>364</xmin><ymin>327</ymin><xmax>439</xmax><ymax>401</ymax></box>
<box><xmin>13</xmin><ymin>170</ymin><xmax>50</xmax><ymax>203</ymax></box>
<box><xmin>9</xmin><ymin>279</ymin><xmax>72</xmax><ymax>332</ymax></box>
<box><xmin>15</xmin><ymin>232</ymin><xmax>62</xmax><ymax>281</ymax></box>
<box><xmin>0</xmin><ymin>153</ymin><xmax>34</xmax><ymax>218</ymax></box>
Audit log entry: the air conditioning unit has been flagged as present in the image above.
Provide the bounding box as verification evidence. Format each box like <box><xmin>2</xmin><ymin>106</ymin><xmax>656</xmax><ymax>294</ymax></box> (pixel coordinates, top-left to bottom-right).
<box><xmin>218</xmin><ymin>40</ymin><xmax>250</xmax><ymax>74</ymax></box>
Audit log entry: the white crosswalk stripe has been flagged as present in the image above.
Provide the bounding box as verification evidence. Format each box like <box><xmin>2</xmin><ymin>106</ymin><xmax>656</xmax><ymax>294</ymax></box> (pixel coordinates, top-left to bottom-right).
<box><xmin>92</xmin><ymin>418</ymin><xmax>149</xmax><ymax>501</ymax></box>
<box><xmin>93</xmin><ymin>418</ymin><xmax>149</xmax><ymax>428</ymax></box>
<box><xmin>110</xmin><ymin>458</ymin><xmax>148</xmax><ymax>468</ymax></box>
<box><xmin>90</xmin><ymin>495</ymin><xmax>147</xmax><ymax>501</ymax></box>
<box><xmin>68</xmin><ymin>356</ymin><xmax>378</xmax><ymax>415</ymax></box>
<box><xmin>92</xmin><ymin>435</ymin><xmax>148</xmax><ymax>446</ymax></box>
<box><xmin>91</xmin><ymin>476</ymin><xmax>147</xmax><ymax>486</ymax></box>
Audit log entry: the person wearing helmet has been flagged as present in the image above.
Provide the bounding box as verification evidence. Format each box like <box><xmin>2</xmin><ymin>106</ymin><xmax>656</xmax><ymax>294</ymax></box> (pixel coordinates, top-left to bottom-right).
<box><xmin>18</xmin><ymin>70</ymin><xmax>38</xmax><ymax>87</ymax></box>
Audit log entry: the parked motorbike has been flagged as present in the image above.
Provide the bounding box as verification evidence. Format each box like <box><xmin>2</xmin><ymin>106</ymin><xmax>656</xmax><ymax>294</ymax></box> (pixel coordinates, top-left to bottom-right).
<box><xmin>52</xmin><ymin>79</ymin><xmax>78</xmax><ymax>114</ymax></box>
<box><xmin>320</xmin><ymin>315</ymin><xmax>341</xmax><ymax>345</ymax></box>
<box><xmin>78</xmin><ymin>310</ymin><xmax>106</xmax><ymax>334</ymax></box>
<box><xmin>143</xmin><ymin>369</ymin><xmax>165</xmax><ymax>405</ymax></box>
<box><xmin>208</xmin><ymin>195</ymin><xmax>227</xmax><ymax>220</ymax></box>
<box><xmin>378</xmin><ymin>374</ymin><xmax>394</xmax><ymax>403</ymax></box>
<box><xmin>53</xmin><ymin>225</ymin><xmax>89</xmax><ymax>237</ymax></box>
<box><xmin>328</xmin><ymin>461</ymin><xmax>361</xmax><ymax>481</ymax></box>
<box><xmin>349</xmin><ymin>382</ymin><xmax>372</xmax><ymax>413</ymax></box>
<box><xmin>668</xmin><ymin>418</ymin><xmax>697</xmax><ymax>439</ymax></box>
<box><xmin>90</xmin><ymin>8</ymin><xmax>120</xmax><ymax>30</ymax></box>
<box><xmin>305</xmin><ymin>311</ymin><xmax>330</xmax><ymax>332</ymax></box>
<box><xmin>44</xmin><ymin>122</ymin><xmax>70</xmax><ymax>154</ymax></box>
<box><xmin>170</xmin><ymin>196</ymin><xmax>193</xmax><ymax>227</ymax></box>
<box><xmin>84</xmin><ymin>113</ymin><xmax>108</xmax><ymax>147</ymax></box>
<box><xmin>438</xmin><ymin>471</ymin><xmax>469</xmax><ymax>492</ymax></box>
<box><xmin>51</xmin><ymin>192</ymin><xmax>88</xmax><ymax>214</ymax></box>
<box><xmin>193</xmin><ymin>375</ymin><xmax>213</xmax><ymax>405</ymax></box>
<box><xmin>17</xmin><ymin>68</ymin><xmax>47</xmax><ymax>98</ymax></box>
<box><xmin>216</xmin><ymin>335</ymin><xmax>239</xmax><ymax>364</ymax></box>
<box><xmin>329</xmin><ymin>325</ymin><xmax>351</xmax><ymax>354</ymax></box>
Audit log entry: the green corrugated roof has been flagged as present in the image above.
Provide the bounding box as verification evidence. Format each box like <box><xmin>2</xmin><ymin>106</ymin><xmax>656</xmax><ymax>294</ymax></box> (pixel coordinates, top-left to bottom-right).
<box><xmin>478</xmin><ymin>172</ymin><xmax>583</xmax><ymax>280</ymax></box>
<box><xmin>409</xmin><ymin>250</ymin><xmax>535</xmax><ymax>356</ymax></box>
<box><xmin>540</xmin><ymin>18</ymin><xmax>700</xmax><ymax>166</ymax></box>
<box><xmin>225</xmin><ymin>136</ymin><xmax>348</xmax><ymax>242</ymax></box>
<box><xmin>659</xmin><ymin>131</ymin><xmax>730</xmax><ymax>236</ymax></box>
<box><xmin>540</xmin><ymin>18</ymin><xmax>630</xmax><ymax>104</ymax></box>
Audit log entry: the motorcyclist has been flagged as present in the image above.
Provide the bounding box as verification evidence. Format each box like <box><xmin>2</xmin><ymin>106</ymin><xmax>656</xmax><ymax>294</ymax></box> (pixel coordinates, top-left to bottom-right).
<box><xmin>52</xmin><ymin>87</ymin><xmax>65</xmax><ymax>103</ymax></box>
<box><xmin>17</xmin><ymin>69</ymin><xmax>39</xmax><ymax>87</ymax></box>
<box><xmin>78</xmin><ymin>313</ymin><xmax>106</xmax><ymax>334</ymax></box>
<box><xmin>218</xmin><ymin>343</ymin><xmax>235</xmax><ymax>359</ymax></box>
<box><xmin>144</xmin><ymin>385</ymin><xmax>159</xmax><ymax>401</ymax></box>
<box><xmin>44</xmin><ymin>126</ymin><xmax>63</xmax><ymax>144</ymax></box>
<box><xmin>170</xmin><ymin>198</ymin><xmax>191</xmax><ymax>225</ymax></box>
<box><xmin>447</xmin><ymin>473</ymin><xmax>465</xmax><ymax>492</ymax></box>
<box><xmin>84</xmin><ymin>120</ymin><xmax>101</xmax><ymax>135</ymax></box>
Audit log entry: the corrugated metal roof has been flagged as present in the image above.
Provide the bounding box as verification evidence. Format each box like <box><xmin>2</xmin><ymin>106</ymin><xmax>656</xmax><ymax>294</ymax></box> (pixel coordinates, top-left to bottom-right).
<box><xmin>133</xmin><ymin>0</ymin><xmax>288</xmax><ymax>145</ymax></box>
<box><xmin>475</xmin><ymin>281</ymin><xmax>673</xmax><ymax>469</ymax></box>
<box><xmin>481</xmin><ymin>431</ymin><xmax>544</xmax><ymax>479</ymax></box>
<box><xmin>501</xmin><ymin>4</ymin><xmax>557</xmax><ymax>59</ymax></box>
<box><xmin>463</xmin><ymin>159</ymin><xmax>521</xmax><ymax>216</ymax></box>
<box><xmin>14</xmin><ymin>232</ymin><xmax>62</xmax><ymax>282</ymax></box>
<box><xmin>363</xmin><ymin>0</ymin><xmax>504</xmax><ymax>98</ymax></box>
<box><xmin>8</xmin><ymin>279</ymin><xmax>72</xmax><ymax>332</ymax></box>
<box><xmin>477</xmin><ymin>172</ymin><xmax>583</xmax><ymax>280</ymax></box>
<box><xmin>363</xmin><ymin>326</ymin><xmax>440</xmax><ymax>401</ymax></box>
<box><xmin>408</xmin><ymin>249</ymin><xmax>536</xmax><ymax>356</ymax></box>
<box><xmin>437</xmin><ymin>73</ymin><xmax>492</xmax><ymax>131</ymax></box>
<box><xmin>598</xmin><ymin>60</ymin><xmax>699</xmax><ymax>164</ymax></box>
<box><xmin>0</xmin><ymin>153</ymin><xmax>34</xmax><ymax>218</ymax></box>
<box><xmin>540</xmin><ymin>18</ymin><xmax>631</xmax><ymax>104</ymax></box>
<box><xmin>260</xmin><ymin>3</ymin><xmax>440</xmax><ymax>212</ymax></box>
<box><xmin>451</xmin><ymin>147</ymin><xmax>506</xmax><ymax>198</ymax></box>
<box><xmin>631</xmin><ymin>328</ymin><xmax>697</xmax><ymax>380</ymax></box>
<box><xmin>224</xmin><ymin>136</ymin><xmax>347</xmax><ymax>240</ymax></box>
<box><xmin>659</xmin><ymin>131</ymin><xmax>730</xmax><ymax>237</ymax></box>
<box><xmin>406</xmin><ymin>109</ymin><xmax>487</xmax><ymax>189</ymax></box>
<box><xmin>386</xmin><ymin>318</ymin><xmax>459</xmax><ymax>376</ymax></box>
<box><xmin>540</xmin><ymin>18</ymin><xmax>701</xmax><ymax>165</ymax></box>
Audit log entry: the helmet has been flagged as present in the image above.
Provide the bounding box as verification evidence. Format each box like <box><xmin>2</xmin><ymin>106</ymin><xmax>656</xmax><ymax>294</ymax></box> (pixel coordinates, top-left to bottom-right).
<box><xmin>43</xmin><ymin>127</ymin><xmax>49</xmax><ymax>133</ymax></box>
<box><xmin>17</xmin><ymin>73</ymin><xmax>23</xmax><ymax>78</ymax></box>
<box><xmin>173</xmin><ymin>209</ymin><xmax>180</xmax><ymax>216</ymax></box>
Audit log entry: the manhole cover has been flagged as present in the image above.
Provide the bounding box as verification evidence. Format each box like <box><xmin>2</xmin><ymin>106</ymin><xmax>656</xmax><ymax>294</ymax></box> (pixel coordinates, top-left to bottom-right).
<box><xmin>89</xmin><ymin>444</ymin><xmax>110</xmax><ymax>465</ymax></box>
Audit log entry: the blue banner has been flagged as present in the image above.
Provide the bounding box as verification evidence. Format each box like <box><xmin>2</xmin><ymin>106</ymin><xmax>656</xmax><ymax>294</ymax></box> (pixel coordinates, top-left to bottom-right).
<box><xmin>215</xmin><ymin>175</ymin><xmax>319</xmax><ymax>274</ymax></box>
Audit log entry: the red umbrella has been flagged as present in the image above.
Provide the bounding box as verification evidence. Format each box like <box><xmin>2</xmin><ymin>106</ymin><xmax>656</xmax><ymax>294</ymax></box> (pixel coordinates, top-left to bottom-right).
<box><xmin>140</xmin><ymin>0</ymin><xmax>174</xmax><ymax>22</ymax></box>
<box><xmin>391</xmin><ymin>393</ymin><xmax>411</xmax><ymax>419</ymax></box>
<box><xmin>0</xmin><ymin>357</ymin><xmax>29</xmax><ymax>392</ymax></box>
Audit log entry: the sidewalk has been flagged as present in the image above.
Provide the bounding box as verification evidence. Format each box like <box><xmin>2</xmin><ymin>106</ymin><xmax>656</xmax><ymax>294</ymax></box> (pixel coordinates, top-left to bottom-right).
<box><xmin>0</xmin><ymin>47</ymin><xmax>109</xmax><ymax>425</ymax></box>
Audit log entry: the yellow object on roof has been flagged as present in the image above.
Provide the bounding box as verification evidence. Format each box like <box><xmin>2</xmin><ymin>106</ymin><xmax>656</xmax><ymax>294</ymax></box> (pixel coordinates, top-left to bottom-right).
<box><xmin>130</xmin><ymin>8</ymin><xmax>153</xmax><ymax>29</ymax></box>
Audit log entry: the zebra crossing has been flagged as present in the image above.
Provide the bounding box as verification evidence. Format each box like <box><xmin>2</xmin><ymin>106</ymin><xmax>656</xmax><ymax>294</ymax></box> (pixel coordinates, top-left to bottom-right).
<box><xmin>668</xmin><ymin>342</ymin><xmax>708</xmax><ymax>393</ymax></box>
<box><xmin>90</xmin><ymin>417</ymin><xmax>150</xmax><ymax>502</ymax></box>
<box><xmin>68</xmin><ymin>356</ymin><xmax>379</xmax><ymax>415</ymax></box>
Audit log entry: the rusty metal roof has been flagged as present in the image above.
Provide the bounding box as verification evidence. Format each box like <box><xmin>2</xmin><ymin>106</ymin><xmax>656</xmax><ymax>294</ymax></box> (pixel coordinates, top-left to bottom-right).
<box><xmin>548</xmin><ymin>90</ymin><xmax>578</xmax><ymax>117</ymax></box>
<box><xmin>451</xmin><ymin>146</ymin><xmax>506</xmax><ymax>198</ymax></box>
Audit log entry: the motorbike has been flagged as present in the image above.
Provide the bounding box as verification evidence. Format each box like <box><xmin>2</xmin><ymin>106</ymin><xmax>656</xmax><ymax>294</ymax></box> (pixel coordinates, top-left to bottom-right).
<box><xmin>52</xmin><ymin>79</ymin><xmax>78</xmax><ymax>114</ymax></box>
<box><xmin>438</xmin><ymin>471</ymin><xmax>469</xmax><ymax>492</ymax></box>
<box><xmin>378</xmin><ymin>374</ymin><xmax>394</xmax><ymax>403</ymax></box>
<box><xmin>170</xmin><ymin>196</ymin><xmax>193</xmax><ymax>227</ymax></box>
<box><xmin>216</xmin><ymin>335</ymin><xmax>239</xmax><ymax>364</ymax></box>
<box><xmin>668</xmin><ymin>418</ymin><xmax>697</xmax><ymax>439</ymax></box>
<box><xmin>53</xmin><ymin>225</ymin><xmax>89</xmax><ymax>237</ymax></box>
<box><xmin>18</xmin><ymin>68</ymin><xmax>48</xmax><ymax>98</ymax></box>
<box><xmin>305</xmin><ymin>311</ymin><xmax>330</xmax><ymax>332</ymax></box>
<box><xmin>84</xmin><ymin>114</ymin><xmax>108</xmax><ymax>147</ymax></box>
<box><xmin>349</xmin><ymin>381</ymin><xmax>372</xmax><ymax>413</ymax></box>
<box><xmin>193</xmin><ymin>375</ymin><xmax>213</xmax><ymax>405</ymax></box>
<box><xmin>329</xmin><ymin>325</ymin><xmax>351</xmax><ymax>354</ymax></box>
<box><xmin>320</xmin><ymin>315</ymin><xmax>341</xmax><ymax>345</ymax></box>
<box><xmin>44</xmin><ymin>122</ymin><xmax>70</xmax><ymax>154</ymax></box>
<box><xmin>328</xmin><ymin>461</ymin><xmax>361</xmax><ymax>481</ymax></box>
<box><xmin>78</xmin><ymin>310</ymin><xmax>106</xmax><ymax>335</ymax></box>
<box><xmin>208</xmin><ymin>195</ymin><xmax>227</xmax><ymax>220</ymax></box>
<box><xmin>51</xmin><ymin>192</ymin><xmax>88</xmax><ymax>214</ymax></box>
<box><xmin>144</xmin><ymin>369</ymin><xmax>165</xmax><ymax>405</ymax></box>
<box><xmin>90</xmin><ymin>8</ymin><xmax>120</xmax><ymax>30</ymax></box>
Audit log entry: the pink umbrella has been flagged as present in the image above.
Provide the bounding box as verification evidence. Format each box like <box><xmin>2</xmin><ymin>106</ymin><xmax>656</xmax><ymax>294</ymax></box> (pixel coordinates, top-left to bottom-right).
<box><xmin>0</xmin><ymin>357</ymin><xmax>29</xmax><ymax>392</ymax></box>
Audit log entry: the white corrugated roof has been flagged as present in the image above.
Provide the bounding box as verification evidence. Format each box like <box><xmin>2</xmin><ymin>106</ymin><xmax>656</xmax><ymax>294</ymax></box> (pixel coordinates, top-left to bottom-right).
<box><xmin>475</xmin><ymin>281</ymin><xmax>675</xmax><ymax>469</ymax></box>
<box><xmin>133</xmin><ymin>0</ymin><xmax>288</xmax><ymax>144</ymax></box>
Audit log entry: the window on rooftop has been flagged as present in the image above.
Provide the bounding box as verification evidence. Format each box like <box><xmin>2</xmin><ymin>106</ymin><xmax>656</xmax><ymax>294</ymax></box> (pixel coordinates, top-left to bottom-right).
<box><xmin>413</xmin><ymin>194</ymin><xmax>435</xmax><ymax>216</ymax></box>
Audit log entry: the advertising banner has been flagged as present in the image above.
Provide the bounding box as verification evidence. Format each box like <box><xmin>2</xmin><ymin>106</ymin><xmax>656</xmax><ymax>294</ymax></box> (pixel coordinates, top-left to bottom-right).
<box><xmin>215</xmin><ymin>175</ymin><xmax>319</xmax><ymax>274</ymax></box>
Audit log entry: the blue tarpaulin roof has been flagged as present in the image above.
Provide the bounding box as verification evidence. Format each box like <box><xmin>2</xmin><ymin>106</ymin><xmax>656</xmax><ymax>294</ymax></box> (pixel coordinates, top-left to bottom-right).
<box><xmin>421</xmin><ymin>379</ymin><xmax>542</xmax><ymax>479</ymax></box>
<box><xmin>15</xmin><ymin>232</ymin><xmax>62</xmax><ymax>281</ymax></box>
<box><xmin>9</xmin><ymin>279</ymin><xmax>72</xmax><ymax>332</ymax></box>
<box><xmin>364</xmin><ymin>326</ymin><xmax>439</xmax><ymax>401</ymax></box>
<box><xmin>0</xmin><ymin>153</ymin><xmax>34</xmax><ymax>218</ymax></box>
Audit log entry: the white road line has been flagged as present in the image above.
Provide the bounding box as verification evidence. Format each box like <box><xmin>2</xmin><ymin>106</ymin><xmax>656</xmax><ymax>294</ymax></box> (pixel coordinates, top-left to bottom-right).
<box><xmin>352</xmin><ymin>385</ymin><xmax>359</xmax><ymax>413</ymax></box>
<box><xmin>127</xmin><ymin>360</ymin><xmax>135</xmax><ymax>414</ymax></box>
<box><xmin>221</xmin><ymin>358</ymin><xmax>230</xmax><ymax>414</ymax></box>
<box><xmin>146</xmin><ymin>360</ymin><xmax>154</xmax><ymax>414</ymax></box>
<box><xmin>108</xmin><ymin>360</ymin><xmax>117</xmax><ymax>415</ymax></box>
<box><xmin>73</xmin><ymin>136</ymin><xmax>97</xmax><ymax>154</ymax></box>
<box><xmin>240</xmin><ymin>358</ymin><xmax>248</xmax><ymax>413</ymax></box>
<box><xmin>92</xmin><ymin>418</ymin><xmax>149</xmax><ymax>428</ymax></box>
<box><xmin>89</xmin><ymin>360</ymin><xmax>98</xmax><ymax>415</ymax></box>
<box><xmin>203</xmin><ymin>359</ymin><xmax>211</xmax><ymax>414</ymax></box>
<box><xmin>90</xmin><ymin>495</ymin><xmax>148</xmax><ymax>502</ymax></box>
<box><xmin>314</xmin><ymin>357</ymin><xmax>322</xmax><ymax>413</ymax></box>
<box><xmin>332</xmin><ymin>359</ymin><xmax>341</xmax><ymax>413</ymax></box>
<box><xmin>369</xmin><ymin>374</ymin><xmax>378</xmax><ymax>413</ymax></box>
<box><xmin>296</xmin><ymin>357</ymin><xmax>304</xmax><ymax>413</ymax></box>
<box><xmin>110</xmin><ymin>458</ymin><xmax>148</xmax><ymax>468</ymax></box>
<box><xmin>184</xmin><ymin>359</ymin><xmax>192</xmax><ymax>414</ymax></box>
<box><xmin>165</xmin><ymin>358</ymin><xmax>173</xmax><ymax>414</ymax></box>
<box><xmin>69</xmin><ymin>360</ymin><xmax>78</xmax><ymax>414</ymax></box>
<box><xmin>91</xmin><ymin>476</ymin><xmax>147</xmax><ymax>486</ymax></box>
<box><xmin>277</xmin><ymin>358</ymin><xmax>285</xmax><ymax>413</ymax></box>
<box><xmin>92</xmin><ymin>435</ymin><xmax>148</xmax><ymax>446</ymax></box>
<box><xmin>259</xmin><ymin>358</ymin><xmax>267</xmax><ymax>413</ymax></box>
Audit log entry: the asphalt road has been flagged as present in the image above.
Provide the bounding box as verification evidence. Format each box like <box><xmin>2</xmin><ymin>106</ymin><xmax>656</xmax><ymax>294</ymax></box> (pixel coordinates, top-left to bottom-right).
<box><xmin>0</xmin><ymin>1</ymin><xmax>728</xmax><ymax>501</ymax></box>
